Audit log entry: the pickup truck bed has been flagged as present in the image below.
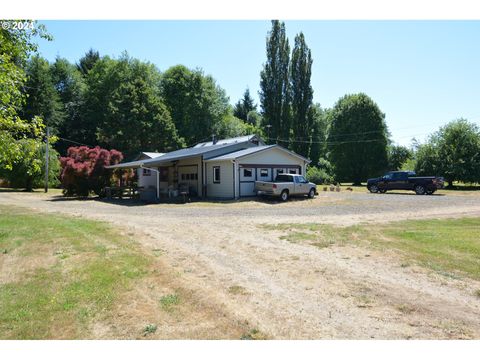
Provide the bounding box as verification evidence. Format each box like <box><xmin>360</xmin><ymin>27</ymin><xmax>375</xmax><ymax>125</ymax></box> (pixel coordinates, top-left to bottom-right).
<box><xmin>255</xmin><ymin>174</ymin><xmax>317</xmax><ymax>201</ymax></box>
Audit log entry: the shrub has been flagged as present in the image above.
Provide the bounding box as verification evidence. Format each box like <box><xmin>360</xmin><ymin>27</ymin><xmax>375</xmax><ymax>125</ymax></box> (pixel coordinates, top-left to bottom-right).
<box><xmin>306</xmin><ymin>166</ymin><xmax>334</xmax><ymax>185</ymax></box>
<box><xmin>59</xmin><ymin>146</ymin><xmax>125</xmax><ymax>196</ymax></box>
<box><xmin>0</xmin><ymin>139</ymin><xmax>60</xmax><ymax>191</ymax></box>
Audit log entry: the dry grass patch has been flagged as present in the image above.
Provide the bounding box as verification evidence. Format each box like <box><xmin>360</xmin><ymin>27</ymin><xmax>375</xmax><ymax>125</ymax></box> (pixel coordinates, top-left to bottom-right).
<box><xmin>261</xmin><ymin>218</ymin><xmax>480</xmax><ymax>281</ymax></box>
<box><xmin>228</xmin><ymin>285</ymin><xmax>249</xmax><ymax>296</ymax></box>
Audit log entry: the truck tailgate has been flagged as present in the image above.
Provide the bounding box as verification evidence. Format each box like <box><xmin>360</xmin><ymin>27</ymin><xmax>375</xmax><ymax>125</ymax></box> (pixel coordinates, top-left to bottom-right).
<box><xmin>255</xmin><ymin>181</ymin><xmax>275</xmax><ymax>193</ymax></box>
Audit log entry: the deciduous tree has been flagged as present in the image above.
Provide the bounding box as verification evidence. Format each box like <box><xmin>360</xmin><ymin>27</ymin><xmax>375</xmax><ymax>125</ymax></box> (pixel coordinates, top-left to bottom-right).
<box><xmin>290</xmin><ymin>32</ymin><xmax>313</xmax><ymax>157</ymax></box>
<box><xmin>60</xmin><ymin>146</ymin><xmax>124</xmax><ymax>196</ymax></box>
<box><xmin>415</xmin><ymin>119</ymin><xmax>480</xmax><ymax>186</ymax></box>
<box><xmin>327</xmin><ymin>93</ymin><xmax>389</xmax><ymax>185</ymax></box>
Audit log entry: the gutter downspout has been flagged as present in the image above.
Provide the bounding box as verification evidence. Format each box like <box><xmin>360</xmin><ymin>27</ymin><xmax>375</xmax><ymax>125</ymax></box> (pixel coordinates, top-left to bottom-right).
<box><xmin>232</xmin><ymin>160</ymin><xmax>238</xmax><ymax>200</ymax></box>
<box><xmin>140</xmin><ymin>164</ymin><xmax>160</xmax><ymax>200</ymax></box>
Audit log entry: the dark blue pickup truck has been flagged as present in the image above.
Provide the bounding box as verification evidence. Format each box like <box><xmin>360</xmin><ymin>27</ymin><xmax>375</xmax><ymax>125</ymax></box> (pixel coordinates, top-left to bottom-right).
<box><xmin>367</xmin><ymin>171</ymin><xmax>444</xmax><ymax>195</ymax></box>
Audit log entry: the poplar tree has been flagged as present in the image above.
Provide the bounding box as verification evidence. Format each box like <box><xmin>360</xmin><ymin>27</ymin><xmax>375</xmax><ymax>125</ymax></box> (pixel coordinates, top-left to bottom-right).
<box><xmin>259</xmin><ymin>20</ymin><xmax>291</xmax><ymax>146</ymax></box>
<box><xmin>290</xmin><ymin>32</ymin><xmax>313</xmax><ymax>157</ymax></box>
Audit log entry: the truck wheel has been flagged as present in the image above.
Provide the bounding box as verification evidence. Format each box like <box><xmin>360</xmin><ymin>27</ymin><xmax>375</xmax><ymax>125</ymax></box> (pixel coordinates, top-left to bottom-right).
<box><xmin>369</xmin><ymin>184</ymin><xmax>379</xmax><ymax>193</ymax></box>
<box><xmin>379</xmin><ymin>189</ymin><xmax>387</xmax><ymax>194</ymax></box>
<box><xmin>426</xmin><ymin>189</ymin><xmax>435</xmax><ymax>195</ymax></box>
<box><xmin>308</xmin><ymin>188</ymin><xmax>315</xmax><ymax>199</ymax></box>
<box><xmin>280</xmin><ymin>190</ymin><xmax>289</xmax><ymax>202</ymax></box>
<box><xmin>415</xmin><ymin>185</ymin><xmax>426</xmax><ymax>195</ymax></box>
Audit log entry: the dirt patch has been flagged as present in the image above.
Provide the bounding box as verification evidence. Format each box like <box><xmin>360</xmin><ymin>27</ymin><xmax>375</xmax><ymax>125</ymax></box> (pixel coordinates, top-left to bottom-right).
<box><xmin>2</xmin><ymin>191</ymin><xmax>480</xmax><ymax>339</ymax></box>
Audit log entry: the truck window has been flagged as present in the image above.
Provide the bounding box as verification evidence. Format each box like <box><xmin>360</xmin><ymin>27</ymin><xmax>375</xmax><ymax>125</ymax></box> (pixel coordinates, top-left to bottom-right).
<box><xmin>297</xmin><ymin>176</ymin><xmax>307</xmax><ymax>183</ymax></box>
<box><xmin>275</xmin><ymin>174</ymin><xmax>292</xmax><ymax>182</ymax></box>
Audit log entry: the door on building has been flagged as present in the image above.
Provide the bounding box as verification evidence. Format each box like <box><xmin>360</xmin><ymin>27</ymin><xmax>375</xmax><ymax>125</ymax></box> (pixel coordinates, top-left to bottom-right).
<box><xmin>239</xmin><ymin>167</ymin><xmax>256</xmax><ymax>197</ymax></box>
<box><xmin>177</xmin><ymin>165</ymin><xmax>199</xmax><ymax>196</ymax></box>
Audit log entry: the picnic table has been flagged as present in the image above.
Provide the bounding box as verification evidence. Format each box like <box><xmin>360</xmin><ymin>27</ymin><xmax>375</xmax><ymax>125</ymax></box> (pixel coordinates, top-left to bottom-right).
<box><xmin>104</xmin><ymin>186</ymin><xmax>138</xmax><ymax>199</ymax></box>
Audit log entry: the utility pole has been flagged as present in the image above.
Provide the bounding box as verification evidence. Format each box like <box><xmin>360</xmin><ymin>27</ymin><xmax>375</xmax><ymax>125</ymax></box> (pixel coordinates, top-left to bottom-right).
<box><xmin>44</xmin><ymin>127</ymin><xmax>49</xmax><ymax>193</ymax></box>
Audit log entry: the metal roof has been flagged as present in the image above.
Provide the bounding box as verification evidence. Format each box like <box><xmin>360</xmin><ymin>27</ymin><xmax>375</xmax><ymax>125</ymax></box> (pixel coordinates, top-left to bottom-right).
<box><xmin>106</xmin><ymin>134</ymin><xmax>267</xmax><ymax>169</ymax></box>
<box><xmin>142</xmin><ymin>152</ymin><xmax>165</xmax><ymax>159</ymax></box>
<box><xmin>205</xmin><ymin>144</ymin><xmax>311</xmax><ymax>163</ymax></box>
<box><xmin>193</xmin><ymin>134</ymin><xmax>261</xmax><ymax>148</ymax></box>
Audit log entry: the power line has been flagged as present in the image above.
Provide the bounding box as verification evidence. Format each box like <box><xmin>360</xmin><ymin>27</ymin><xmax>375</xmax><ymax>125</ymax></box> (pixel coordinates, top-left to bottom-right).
<box><xmin>56</xmin><ymin>136</ymin><xmax>94</xmax><ymax>147</ymax></box>
<box><xmin>266</xmin><ymin>137</ymin><xmax>387</xmax><ymax>145</ymax></box>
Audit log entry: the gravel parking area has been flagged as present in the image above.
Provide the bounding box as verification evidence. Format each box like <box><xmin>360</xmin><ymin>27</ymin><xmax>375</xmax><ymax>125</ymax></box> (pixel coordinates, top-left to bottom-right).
<box><xmin>1</xmin><ymin>190</ymin><xmax>480</xmax><ymax>339</ymax></box>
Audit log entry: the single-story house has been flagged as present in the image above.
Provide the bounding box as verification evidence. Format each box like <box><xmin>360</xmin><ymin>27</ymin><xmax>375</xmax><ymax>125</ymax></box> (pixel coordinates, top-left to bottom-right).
<box><xmin>107</xmin><ymin>134</ymin><xmax>310</xmax><ymax>200</ymax></box>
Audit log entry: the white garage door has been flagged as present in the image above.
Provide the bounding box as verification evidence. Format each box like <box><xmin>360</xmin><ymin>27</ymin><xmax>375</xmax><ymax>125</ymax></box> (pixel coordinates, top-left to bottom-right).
<box><xmin>240</xmin><ymin>182</ymin><xmax>257</xmax><ymax>197</ymax></box>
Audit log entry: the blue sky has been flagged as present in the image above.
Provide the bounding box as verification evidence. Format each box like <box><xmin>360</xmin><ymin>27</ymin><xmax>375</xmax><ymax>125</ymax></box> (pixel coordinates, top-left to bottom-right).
<box><xmin>37</xmin><ymin>20</ymin><xmax>480</xmax><ymax>146</ymax></box>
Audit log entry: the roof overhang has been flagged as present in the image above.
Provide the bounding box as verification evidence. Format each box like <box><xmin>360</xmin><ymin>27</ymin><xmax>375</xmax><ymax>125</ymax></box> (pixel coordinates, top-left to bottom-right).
<box><xmin>204</xmin><ymin>145</ymin><xmax>311</xmax><ymax>163</ymax></box>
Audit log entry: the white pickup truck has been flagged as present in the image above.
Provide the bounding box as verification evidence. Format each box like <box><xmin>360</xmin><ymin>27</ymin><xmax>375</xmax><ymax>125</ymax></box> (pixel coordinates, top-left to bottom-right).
<box><xmin>255</xmin><ymin>174</ymin><xmax>317</xmax><ymax>201</ymax></box>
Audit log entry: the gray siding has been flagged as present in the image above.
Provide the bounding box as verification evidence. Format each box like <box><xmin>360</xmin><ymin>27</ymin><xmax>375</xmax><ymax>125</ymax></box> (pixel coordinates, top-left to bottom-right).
<box><xmin>206</xmin><ymin>160</ymin><xmax>234</xmax><ymax>199</ymax></box>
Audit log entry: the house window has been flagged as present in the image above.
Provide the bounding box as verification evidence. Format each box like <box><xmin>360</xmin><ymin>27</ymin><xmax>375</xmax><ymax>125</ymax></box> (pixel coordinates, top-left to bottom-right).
<box><xmin>181</xmin><ymin>174</ymin><xmax>185</xmax><ymax>181</ymax></box>
<box><xmin>142</xmin><ymin>168</ymin><xmax>151</xmax><ymax>176</ymax></box>
<box><xmin>213</xmin><ymin>166</ymin><xmax>221</xmax><ymax>183</ymax></box>
<box><xmin>243</xmin><ymin>168</ymin><xmax>252</xmax><ymax>178</ymax></box>
<box><xmin>276</xmin><ymin>169</ymin><xmax>284</xmax><ymax>177</ymax></box>
<box><xmin>289</xmin><ymin>169</ymin><xmax>297</xmax><ymax>174</ymax></box>
<box><xmin>260</xmin><ymin>169</ymin><xmax>269</xmax><ymax>177</ymax></box>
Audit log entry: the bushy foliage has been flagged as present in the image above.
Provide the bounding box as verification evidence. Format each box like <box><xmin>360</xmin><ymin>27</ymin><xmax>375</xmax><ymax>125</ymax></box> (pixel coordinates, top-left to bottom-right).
<box><xmin>415</xmin><ymin>119</ymin><xmax>480</xmax><ymax>186</ymax></box>
<box><xmin>160</xmin><ymin>64</ymin><xmax>230</xmax><ymax>146</ymax></box>
<box><xmin>387</xmin><ymin>145</ymin><xmax>413</xmax><ymax>171</ymax></box>
<box><xmin>0</xmin><ymin>22</ymin><xmax>51</xmax><ymax>171</ymax></box>
<box><xmin>306</xmin><ymin>158</ymin><xmax>335</xmax><ymax>185</ymax></box>
<box><xmin>0</xmin><ymin>137</ymin><xmax>60</xmax><ymax>191</ymax></box>
<box><xmin>306</xmin><ymin>166</ymin><xmax>334</xmax><ymax>185</ymax></box>
<box><xmin>60</xmin><ymin>146</ymin><xmax>124</xmax><ymax>196</ymax></box>
<box><xmin>327</xmin><ymin>93</ymin><xmax>389</xmax><ymax>184</ymax></box>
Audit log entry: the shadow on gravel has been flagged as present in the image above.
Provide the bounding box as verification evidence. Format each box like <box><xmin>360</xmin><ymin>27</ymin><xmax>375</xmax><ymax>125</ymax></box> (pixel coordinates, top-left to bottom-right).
<box><xmin>46</xmin><ymin>195</ymin><xmax>315</xmax><ymax>206</ymax></box>
<box><xmin>372</xmin><ymin>192</ymin><xmax>445</xmax><ymax>196</ymax></box>
<box><xmin>48</xmin><ymin>195</ymin><xmax>99</xmax><ymax>202</ymax></box>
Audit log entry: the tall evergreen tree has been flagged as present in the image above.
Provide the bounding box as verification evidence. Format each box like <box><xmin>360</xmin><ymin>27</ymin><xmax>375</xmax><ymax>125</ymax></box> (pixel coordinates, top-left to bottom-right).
<box><xmin>20</xmin><ymin>55</ymin><xmax>64</xmax><ymax>130</ymax></box>
<box><xmin>233</xmin><ymin>88</ymin><xmax>257</xmax><ymax>123</ymax></box>
<box><xmin>50</xmin><ymin>57</ymin><xmax>86</xmax><ymax>154</ymax></box>
<box><xmin>259</xmin><ymin>20</ymin><xmax>291</xmax><ymax>146</ymax></box>
<box><xmin>76</xmin><ymin>48</ymin><xmax>100</xmax><ymax>76</ymax></box>
<box><xmin>290</xmin><ymin>32</ymin><xmax>313</xmax><ymax>157</ymax></box>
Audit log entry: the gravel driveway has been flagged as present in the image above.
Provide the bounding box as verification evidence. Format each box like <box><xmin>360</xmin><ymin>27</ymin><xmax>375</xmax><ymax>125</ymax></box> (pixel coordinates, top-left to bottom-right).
<box><xmin>1</xmin><ymin>190</ymin><xmax>480</xmax><ymax>339</ymax></box>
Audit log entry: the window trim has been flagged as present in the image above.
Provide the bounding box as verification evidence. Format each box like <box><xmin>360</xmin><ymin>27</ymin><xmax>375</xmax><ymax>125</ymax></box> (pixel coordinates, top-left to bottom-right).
<box><xmin>213</xmin><ymin>166</ymin><xmax>221</xmax><ymax>183</ymax></box>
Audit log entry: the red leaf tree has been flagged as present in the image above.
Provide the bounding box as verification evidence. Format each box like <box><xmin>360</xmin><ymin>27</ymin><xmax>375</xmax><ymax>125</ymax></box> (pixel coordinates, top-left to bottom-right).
<box><xmin>60</xmin><ymin>146</ymin><xmax>125</xmax><ymax>196</ymax></box>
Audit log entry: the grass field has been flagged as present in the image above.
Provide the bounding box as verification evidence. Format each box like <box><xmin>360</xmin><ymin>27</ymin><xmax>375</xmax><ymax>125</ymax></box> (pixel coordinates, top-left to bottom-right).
<box><xmin>0</xmin><ymin>205</ymin><xmax>150</xmax><ymax>339</ymax></box>
<box><xmin>0</xmin><ymin>205</ymin><xmax>252</xmax><ymax>339</ymax></box>
<box><xmin>262</xmin><ymin>217</ymin><xmax>480</xmax><ymax>280</ymax></box>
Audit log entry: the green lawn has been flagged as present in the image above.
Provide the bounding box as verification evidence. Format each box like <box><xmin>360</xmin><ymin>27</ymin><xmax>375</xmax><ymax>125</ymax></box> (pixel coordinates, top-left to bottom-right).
<box><xmin>0</xmin><ymin>205</ymin><xmax>150</xmax><ymax>339</ymax></box>
<box><xmin>261</xmin><ymin>217</ymin><xmax>480</xmax><ymax>280</ymax></box>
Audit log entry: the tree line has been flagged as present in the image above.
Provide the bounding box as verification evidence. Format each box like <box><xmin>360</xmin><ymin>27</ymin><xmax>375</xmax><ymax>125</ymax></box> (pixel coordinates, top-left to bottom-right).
<box><xmin>1</xmin><ymin>20</ymin><xmax>479</xmax><ymax>191</ymax></box>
